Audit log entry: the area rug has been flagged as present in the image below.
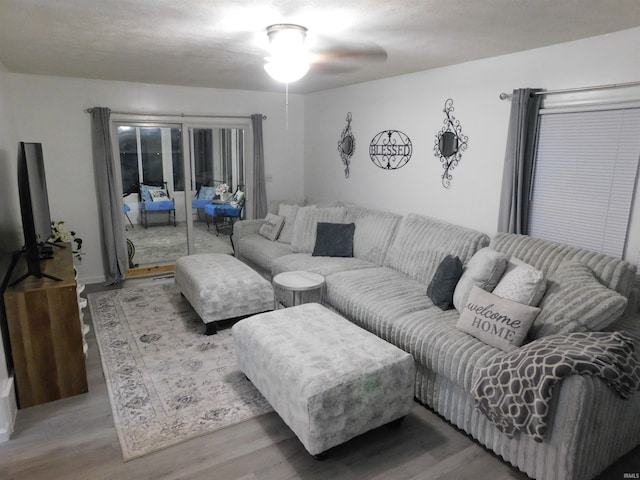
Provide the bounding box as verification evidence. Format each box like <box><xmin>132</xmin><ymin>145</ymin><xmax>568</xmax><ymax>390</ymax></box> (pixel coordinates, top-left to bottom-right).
<box><xmin>89</xmin><ymin>283</ymin><xmax>272</xmax><ymax>461</ymax></box>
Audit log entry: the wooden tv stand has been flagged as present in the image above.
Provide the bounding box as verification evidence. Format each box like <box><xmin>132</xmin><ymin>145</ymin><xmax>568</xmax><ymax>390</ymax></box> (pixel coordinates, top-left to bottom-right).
<box><xmin>4</xmin><ymin>244</ymin><xmax>88</xmax><ymax>408</ymax></box>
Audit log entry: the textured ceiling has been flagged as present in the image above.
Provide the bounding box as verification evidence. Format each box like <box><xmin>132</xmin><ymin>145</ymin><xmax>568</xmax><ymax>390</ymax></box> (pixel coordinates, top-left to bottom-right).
<box><xmin>0</xmin><ymin>0</ymin><xmax>639</xmax><ymax>94</ymax></box>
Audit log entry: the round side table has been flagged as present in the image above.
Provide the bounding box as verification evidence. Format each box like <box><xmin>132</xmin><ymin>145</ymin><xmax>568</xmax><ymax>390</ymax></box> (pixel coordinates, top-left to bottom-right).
<box><xmin>272</xmin><ymin>270</ymin><xmax>325</xmax><ymax>309</ymax></box>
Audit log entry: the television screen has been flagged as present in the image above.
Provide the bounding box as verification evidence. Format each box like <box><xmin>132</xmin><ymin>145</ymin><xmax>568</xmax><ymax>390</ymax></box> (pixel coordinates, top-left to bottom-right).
<box><xmin>12</xmin><ymin>142</ymin><xmax>58</xmax><ymax>285</ymax></box>
<box><xmin>21</xmin><ymin>142</ymin><xmax>52</xmax><ymax>245</ymax></box>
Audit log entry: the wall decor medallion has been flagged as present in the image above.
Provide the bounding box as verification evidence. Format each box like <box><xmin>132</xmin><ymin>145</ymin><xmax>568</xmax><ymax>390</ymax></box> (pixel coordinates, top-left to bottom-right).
<box><xmin>338</xmin><ymin>112</ymin><xmax>356</xmax><ymax>178</ymax></box>
<box><xmin>369</xmin><ymin>130</ymin><xmax>413</xmax><ymax>170</ymax></box>
<box><xmin>434</xmin><ymin>98</ymin><xmax>468</xmax><ymax>188</ymax></box>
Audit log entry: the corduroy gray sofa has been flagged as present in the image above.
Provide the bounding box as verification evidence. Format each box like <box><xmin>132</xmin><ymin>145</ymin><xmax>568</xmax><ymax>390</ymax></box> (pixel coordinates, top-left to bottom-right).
<box><xmin>233</xmin><ymin>200</ymin><xmax>640</xmax><ymax>480</ymax></box>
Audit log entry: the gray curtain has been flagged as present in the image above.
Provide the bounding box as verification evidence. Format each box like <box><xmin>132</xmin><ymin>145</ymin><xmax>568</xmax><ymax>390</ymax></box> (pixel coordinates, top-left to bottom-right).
<box><xmin>251</xmin><ymin>114</ymin><xmax>268</xmax><ymax>218</ymax></box>
<box><xmin>497</xmin><ymin>88</ymin><xmax>543</xmax><ymax>234</ymax></box>
<box><xmin>90</xmin><ymin>107</ymin><xmax>128</xmax><ymax>285</ymax></box>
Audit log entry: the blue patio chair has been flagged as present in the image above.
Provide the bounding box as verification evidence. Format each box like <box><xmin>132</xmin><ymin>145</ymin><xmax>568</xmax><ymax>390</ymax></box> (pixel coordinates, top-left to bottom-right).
<box><xmin>139</xmin><ymin>182</ymin><xmax>176</xmax><ymax>229</ymax></box>
<box><xmin>204</xmin><ymin>189</ymin><xmax>245</xmax><ymax>235</ymax></box>
<box><xmin>191</xmin><ymin>185</ymin><xmax>218</xmax><ymax>220</ymax></box>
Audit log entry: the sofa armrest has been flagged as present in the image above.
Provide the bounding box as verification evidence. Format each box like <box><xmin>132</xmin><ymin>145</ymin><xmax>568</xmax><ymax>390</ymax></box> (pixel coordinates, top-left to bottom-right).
<box><xmin>233</xmin><ymin>219</ymin><xmax>263</xmax><ymax>241</ymax></box>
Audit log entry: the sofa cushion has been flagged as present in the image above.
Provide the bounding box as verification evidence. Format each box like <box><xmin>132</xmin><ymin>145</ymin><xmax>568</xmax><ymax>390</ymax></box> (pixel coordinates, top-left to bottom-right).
<box><xmin>258</xmin><ymin>213</ymin><xmax>285</xmax><ymax>241</ymax></box>
<box><xmin>236</xmin><ymin>234</ymin><xmax>294</xmax><ymax>274</ymax></box>
<box><xmin>291</xmin><ymin>206</ymin><xmax>346</xmax><ymax>253</ymax></box>
<box><xmin>427</xmin><ymin>255</ymin><xmax>463</xmax><ymax>310</ymax></box>
<box><xmin>366</xmin><ymin>307</ymin><xmax>505</xmax><ymax>392</ymax></box>
<box><xmin>345</xmin><ymin>207</ymin><xmax>402</xmax><ymax>265</ymax></box>
<box><xmin>272</xmin><ymin>253</ymin><xmax>378</xmax><ymax>278</ymax></box>
<box><xmin>312</xmin><ymin>222</ymin><xmax>355</xmax><ymax>257</ymax></box>
<box><xmin>326</xmin><ymin>267</ymin><xmax>437</xmax><ymax>338</ymax></box>
<box><xmin>531</xmin><ymin>260</ymin><xmax>628</xmax><ymax>339</ymax></box>
<box><xmin>276</xmin><ymin>203</ymin><xmax>300</xmax><ymax>244</ymax></box>
<box><xmin>384</xmin><ymin>213</ymin><xmax>490</xmax><ymax>286</ymax></box>
<box><xmin>492</xmin><ymin>257</ymin><xmax>547</xmax><ymax>306</ymax></box>
<box><xmin>456</xmin><ymin>286</ymin><xmax>540</xmax><ymax>352</ymax></box>
<box><xmin>453</xmin><ymin>247</ymin><xmax>508</xmax><ymax>312</ymax></box>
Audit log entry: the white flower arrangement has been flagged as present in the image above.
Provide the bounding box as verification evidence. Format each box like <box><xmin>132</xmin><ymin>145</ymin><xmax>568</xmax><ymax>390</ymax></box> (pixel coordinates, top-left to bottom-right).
<box><xmin>216</xmin><ymin>183</ymin><xmax>230</xmax><ymax>196</ymax></box>
<box><xmin>50</xmin><ymin>221</ymin><xmax>84</xmax><ymax>261</ymax></box>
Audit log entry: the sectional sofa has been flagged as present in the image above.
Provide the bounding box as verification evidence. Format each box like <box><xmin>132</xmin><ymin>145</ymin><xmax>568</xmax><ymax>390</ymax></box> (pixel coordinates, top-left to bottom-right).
<box><xmin>232</xmin><ymin>200</ymin><xmax>640</xmax><ymax>480</ymax></box>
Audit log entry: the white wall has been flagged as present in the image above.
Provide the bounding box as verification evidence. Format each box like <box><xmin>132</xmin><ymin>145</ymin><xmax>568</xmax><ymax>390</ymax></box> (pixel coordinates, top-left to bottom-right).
<box><xmin>3</xmin><ymin>75</ymin><xmax>305</xmax><ymax>283</ymax></box>
<box><xmin>0</xmin><ymin>68</ymin><xmax>17</xmax><ymax>442</ymax></box>
<box><xmin>303</xmin><ymin>27</ymin><xmax>640</xmax><ymax>265</ymax></box>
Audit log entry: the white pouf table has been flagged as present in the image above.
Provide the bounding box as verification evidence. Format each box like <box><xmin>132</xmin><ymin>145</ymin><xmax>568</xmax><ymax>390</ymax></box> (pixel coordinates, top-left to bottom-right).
<box><xmin>232</xmin><ymin>303</ymin><xmax>416</xmax><ymax>457</ymax></box>
<box><xmin>174</xmin><ymin>254</ymin><xmax>274</xmax><ymax>335</ymax></box>
<box><xmin>272</xmin><ymin>270</ymin><xmax>325</xmax><ymax>309</ymax></box>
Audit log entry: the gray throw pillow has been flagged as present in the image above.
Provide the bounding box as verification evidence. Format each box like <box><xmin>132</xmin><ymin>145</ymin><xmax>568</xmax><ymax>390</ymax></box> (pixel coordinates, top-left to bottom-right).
<box><xmin>291</xmin><ymin>206</ymin><xmax>346</xmax><ymax>253</ymax></box>
<box><xmin>312</xmin><ymin>222</ymin><xmax>355</xmax><ymax>257</ymax></box>
<box><xmin>427</xmin><ymin>255</ymin><xmax>463</xmax><ymax>310</ymax></box>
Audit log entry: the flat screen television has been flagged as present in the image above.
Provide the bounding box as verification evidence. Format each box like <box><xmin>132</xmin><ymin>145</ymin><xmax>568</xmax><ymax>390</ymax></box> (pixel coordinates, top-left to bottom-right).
<box><xmin>11</xmin><ymin>142</ymin><xmax>62</xmax><ymax>286</ymax></box>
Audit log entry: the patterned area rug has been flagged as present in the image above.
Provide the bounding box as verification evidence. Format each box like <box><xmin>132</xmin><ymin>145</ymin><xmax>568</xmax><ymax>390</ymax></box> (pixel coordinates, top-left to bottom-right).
<box><xmin>89</xmin><ymin>283</ymin><xmax>272</xmax><ymax>461</ymax></box>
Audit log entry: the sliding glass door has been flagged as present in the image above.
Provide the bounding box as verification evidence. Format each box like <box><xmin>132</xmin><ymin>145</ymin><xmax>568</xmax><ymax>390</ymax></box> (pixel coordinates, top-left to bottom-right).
<box><xmin>114</xmin><ymin>120</ymin><xmax>247</xmax><ymax>270</ymax></box>
<box><xmin>188</xmin><ymin>126</ymin><xmax>245</xmax><ymax>255</ymax></box>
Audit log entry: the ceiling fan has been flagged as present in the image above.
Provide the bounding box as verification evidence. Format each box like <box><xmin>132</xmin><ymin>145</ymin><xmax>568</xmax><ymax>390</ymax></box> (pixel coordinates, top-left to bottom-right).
<box><xmin>263</xmin><ymin>23</ymin><xmax>387</xmax><ymax>83</ymax></box>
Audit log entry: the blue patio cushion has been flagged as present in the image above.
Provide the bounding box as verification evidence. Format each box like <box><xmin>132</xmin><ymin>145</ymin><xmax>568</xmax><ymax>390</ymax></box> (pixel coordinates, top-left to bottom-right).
<box><xmin>144</xmin><ymin>200</ymin><xmax>174</xmax><ymax>211</ymax></box>
<box><xmin>192</xmin><ymin>198</ymin><xmax>212</xmax><ymax>209</ymax></box>
<box><xmin>192</xmin><ymin>186</ymin><xmax>217</xmax><ymax>209</ymax></box>
<box><xmin>204</xmin><ymin>203</ymin><xmax>242</xmax><ymax>217</ymax></box>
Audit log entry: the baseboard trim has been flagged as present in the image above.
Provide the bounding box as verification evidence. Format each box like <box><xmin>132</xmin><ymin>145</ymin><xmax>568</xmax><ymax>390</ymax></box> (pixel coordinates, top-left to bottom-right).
<box><xmin>0</xmin><ymin>376</ymin><xmax>17</xmax><ymax>443</ymax></box>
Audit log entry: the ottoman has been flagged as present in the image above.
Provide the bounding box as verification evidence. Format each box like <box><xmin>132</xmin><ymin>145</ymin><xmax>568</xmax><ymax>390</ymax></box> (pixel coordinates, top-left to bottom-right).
<box><xmin>232</xmin><ymin>303</ymin><xmax>416</xmax><ymax>457</ymax></box>
<box><xmin>174</xmin><ymin>254</ymin><xmax>274</xmax><ymax>334</ymax></box>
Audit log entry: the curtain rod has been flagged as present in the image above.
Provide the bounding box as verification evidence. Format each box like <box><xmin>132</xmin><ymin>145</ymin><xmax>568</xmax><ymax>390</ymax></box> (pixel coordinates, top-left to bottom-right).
<box><xmin>84</xmin><ymin>108</ymin><xmax>266</xmax><ymax>120</ymax></box>
<box><xmin>499</xmin><ymin>80</ymin><xmax>640</xmax><ymax>100</ymax></box>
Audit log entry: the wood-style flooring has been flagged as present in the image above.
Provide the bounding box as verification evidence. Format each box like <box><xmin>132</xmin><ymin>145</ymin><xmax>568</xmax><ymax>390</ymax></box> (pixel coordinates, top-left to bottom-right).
<box><xmin>0</xmin><ymin>281</ymin><xmax>638</xmax><ymax>480</ymax></box>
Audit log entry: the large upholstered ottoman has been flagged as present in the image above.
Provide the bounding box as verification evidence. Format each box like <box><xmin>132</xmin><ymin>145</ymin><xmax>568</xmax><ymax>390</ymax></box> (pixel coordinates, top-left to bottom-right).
<box><xmin>174</xmin><ymin>254</ymin><xmax>274</xmax><ymax>334</ymax></box>
<box><xmin>232</xmin><ymin>303</ymin><xmax>416</xmax><ymax>457</ymax></box>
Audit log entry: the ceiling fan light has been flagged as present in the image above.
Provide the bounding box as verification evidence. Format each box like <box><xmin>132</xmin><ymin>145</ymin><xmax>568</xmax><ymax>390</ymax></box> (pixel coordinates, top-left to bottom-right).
<box><xmin>264</xmin><ymin>24</ymin><xmax>311</xmax><ymax>83</ymax></box>
<box><xmin>264</xmin><ymin>59</ymin><xmax>310</xmax><ymax>83</ymax></box>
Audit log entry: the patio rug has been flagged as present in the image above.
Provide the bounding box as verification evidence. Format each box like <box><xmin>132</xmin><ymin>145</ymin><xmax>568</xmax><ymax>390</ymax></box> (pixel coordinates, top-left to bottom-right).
<box><xmin>89</xmin><ymin>282</ymin><xmax>272</xmax><ymax>461</ymax></box>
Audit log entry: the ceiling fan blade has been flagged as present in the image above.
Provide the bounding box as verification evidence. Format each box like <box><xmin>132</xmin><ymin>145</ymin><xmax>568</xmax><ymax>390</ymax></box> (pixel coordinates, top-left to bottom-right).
<box><xmin>310</xmin><ymin>39</ymin><xmax>387</xmax><ymax>75</ymax></box>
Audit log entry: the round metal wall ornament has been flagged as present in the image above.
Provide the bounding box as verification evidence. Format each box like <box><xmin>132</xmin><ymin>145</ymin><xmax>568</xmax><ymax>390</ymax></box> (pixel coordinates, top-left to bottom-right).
<box><xmin>337</xmin><ymin>112</ymin><xmax>356</xmax><ymax>178</ymax></box>
<box><xmin>369</xmin><ymin>130</ymin><xmax>413</xmax><ymax>170</ymax></box>
<box><xmin>434</xmin><ymin>98</ymin><xmax>468</xmax><ymax>188</ymax></box>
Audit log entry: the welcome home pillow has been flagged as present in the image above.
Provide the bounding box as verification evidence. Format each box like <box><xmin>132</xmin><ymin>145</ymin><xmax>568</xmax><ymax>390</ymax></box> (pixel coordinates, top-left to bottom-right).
<box><xmin>457</xmin><ymin>285</ymin><xmax>540</xmax><ymax>352</ymax></box>
<box><xmin>258</xmin><ymin>213</ymin><xmax>285</xmax><ymax>241</ymax></box>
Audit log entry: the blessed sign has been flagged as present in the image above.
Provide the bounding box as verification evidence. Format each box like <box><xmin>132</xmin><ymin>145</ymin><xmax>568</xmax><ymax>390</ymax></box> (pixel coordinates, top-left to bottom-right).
<box><xmin>456</xmin><ymin>286</ymin><xmax>540</xmax><ymax>352</ymax></box>
<box><xmin>369</xmin><ymin>130</ymin><xmax>412</xmax><ymax>170</ymax></box>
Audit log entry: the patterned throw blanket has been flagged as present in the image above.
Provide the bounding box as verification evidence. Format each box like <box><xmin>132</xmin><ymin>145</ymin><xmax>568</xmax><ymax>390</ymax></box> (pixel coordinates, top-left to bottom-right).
<box><xmin>472</xmin><ymin>331</ymin><xmax>640</xmax><ymax>442</ymax></box>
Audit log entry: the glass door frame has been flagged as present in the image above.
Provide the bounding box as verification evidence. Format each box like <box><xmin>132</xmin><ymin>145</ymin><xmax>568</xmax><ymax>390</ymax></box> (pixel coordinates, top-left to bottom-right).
<box><xmin>111</xmin><ymin>114</ymin><xmax>253</xmax><ymax>259</ymax></box>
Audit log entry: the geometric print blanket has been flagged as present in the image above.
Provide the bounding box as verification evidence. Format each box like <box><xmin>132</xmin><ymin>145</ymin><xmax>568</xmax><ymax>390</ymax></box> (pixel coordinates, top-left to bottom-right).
<box><xmin>472</xmin><ymin>331</ymin><xmax>640</xmax><ymax>442</ymax></box>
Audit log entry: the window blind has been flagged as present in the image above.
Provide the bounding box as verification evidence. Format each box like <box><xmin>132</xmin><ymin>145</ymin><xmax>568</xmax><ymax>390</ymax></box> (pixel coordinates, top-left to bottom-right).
<box><xmin>527</xmin><ymin>108</ymin><xmax>640</xmax><ymax>258</ymax></box>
